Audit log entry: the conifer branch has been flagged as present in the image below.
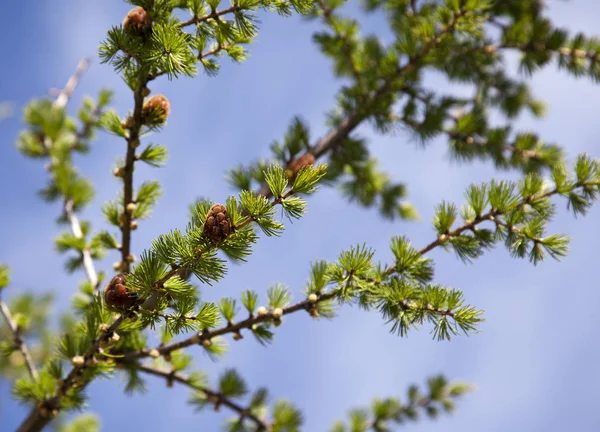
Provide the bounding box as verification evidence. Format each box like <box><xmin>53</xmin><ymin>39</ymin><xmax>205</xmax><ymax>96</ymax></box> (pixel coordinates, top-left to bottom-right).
<box><xmin>17</xmin><ymin>315</ymin><xmax>126</xmax><ymax>432</ymax></box>
<box><xmin>135</xmin><ymin>364</ymin><xmax>269</xmax><ymax>431</ymax></box>
<box><xmin>0</xmin><ymin>300</ymin><xmax>39</xmax><ymax>381</ymax></box>
<box><xmin>414</xmin><ymin>179</ymin><xmax>599</xmax><ymax>259</ymax></box>
<box><xmin>256</xmin><ymin>7</ymin><xmax>465</xmax><ymax>198</ymax></box>
<box><xmin>316</xmin><ymin>0</ymin><xmax>361</xmax><ymax>84</ymax></box>
<box><xmin>398</xmin><ymin>115</ymin><xmax>545</xmax><ymax>163</ymax></box>
<box><xmin>49</xmin><ymin>59</ymin><xmax>101</xmax><ymax>289</ymax></box>
<box><xmin>124</xmin><ymin>291</ymin><xmax>337</xmax><ymax>360</ymax></box>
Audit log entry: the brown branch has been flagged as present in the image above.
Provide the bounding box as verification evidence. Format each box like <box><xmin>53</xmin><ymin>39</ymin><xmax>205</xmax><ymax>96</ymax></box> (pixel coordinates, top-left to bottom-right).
<box><xmin>124</xmin><ymin>291</ymin><xmax>337</xmax><ymax>361</ymax></box>
<box><xmin>136</xmin><ymin>364</ymin><xmax>270</xmax><ymax>431</ymax></box>
<box><xmin>0</xmin><ymin>300</ymin><xmax>39</xmax><ymax>381</ymax></box>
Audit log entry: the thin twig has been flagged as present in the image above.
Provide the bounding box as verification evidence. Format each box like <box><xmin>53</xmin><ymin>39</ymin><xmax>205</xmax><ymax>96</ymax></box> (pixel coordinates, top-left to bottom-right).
<box><xmin>0</xmin><ymin>300</ymin><xmax>39</xmax><ymax>381</ymax></box>
<box><xmin>136</xmin><ymin>364</ymin><xmax>270</xmax><ymax>431</ymax></box>
<box><xmin>54</xmin><ymin>59</ymin><xmax>90</xmax><ymax>109</ymax></box>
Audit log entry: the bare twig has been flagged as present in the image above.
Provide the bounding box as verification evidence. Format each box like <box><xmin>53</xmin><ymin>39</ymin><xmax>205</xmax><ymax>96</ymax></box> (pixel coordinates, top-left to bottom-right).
<box><xmin>54</xmin><ymin>59</ymin><xmax>90</xmax><ymax>109</ymax></box>
<box><xmin>136</xmin><ymin>364</ymin><xmax>270</xmax><ymax>431</ymax></box>
<box><xmin>0</xmin><ymin>300</ymin><xmax>39</xmax><ymax>381</ymax></box>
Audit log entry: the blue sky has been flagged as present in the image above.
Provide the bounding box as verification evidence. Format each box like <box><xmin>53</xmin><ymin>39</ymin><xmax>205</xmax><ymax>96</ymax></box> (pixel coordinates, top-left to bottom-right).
<box><xmin>1</xmin><ymin>1</ymin><xmax>600</xmax><ymax>431</ymax></box>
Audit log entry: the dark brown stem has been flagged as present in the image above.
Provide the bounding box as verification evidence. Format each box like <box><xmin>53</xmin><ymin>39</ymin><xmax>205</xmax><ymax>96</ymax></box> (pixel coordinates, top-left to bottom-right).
<box><xmin>120</xmin><ymin>77</ymin><xmax>148</xmax><ymax>272</ymax></box>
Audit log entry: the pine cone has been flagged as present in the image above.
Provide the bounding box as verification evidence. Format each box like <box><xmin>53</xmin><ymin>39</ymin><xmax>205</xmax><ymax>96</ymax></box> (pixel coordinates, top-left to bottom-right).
<box><xmin>286</xmin><ymin>152</ymin><xmax>316</xmax><ymax>178</ymax></box>
<box><xmin>203</xmin><ymin>203</ymin><xmax>232</xmax><ymax>244</ymax></box>
<box><xmin>104</xmin><ymin>274</ymin><xmax>138</xmax><ymax>311</ymax></box>
<box><xmin>142</xmin><ymin>94</ymin><xmax>170</xmax><ymax>125</ymax></box>
<box><xmin>122</xmin><ymin>7</ymin><xmax>147</xmax><ymax>31</ymax></box>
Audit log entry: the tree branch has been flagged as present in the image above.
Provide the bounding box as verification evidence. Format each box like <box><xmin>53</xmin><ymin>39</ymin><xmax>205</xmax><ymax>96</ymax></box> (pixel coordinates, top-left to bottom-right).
<box><xmin>256</xmin><ymin>8</ymin><xmax>464</xmax><ymax>198</ymax></box>
<box><xmin>135</xmin><ymin>364</ymin><xmax>270</xmax><ymax>431</ymax></box>
<box><xmin>0</xmin><ymin>300</ymin><xmax>39</xmax><ymax>381</ymax></box>
<box><xmin>17</xmin><ymin>315</ymin><xmax>126</xmax><ymax>432</ymax></box>
<box><xmin>120</xmin><ymin>77</ymin><xmax>148</xmax><ymax>273</ymax></box>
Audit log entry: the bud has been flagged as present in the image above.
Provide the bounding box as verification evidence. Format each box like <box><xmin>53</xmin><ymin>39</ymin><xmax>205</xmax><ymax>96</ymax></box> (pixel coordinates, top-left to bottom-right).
<box><xmin>113</xmin><ymin>167</ymin><xmax>125</xmax><ymax>178</ymax></box>
<box><xmin>142</xmin><ymin>87</ymin><xmax>151</xmax><ymax>97</ymax></box>
<box><xmin>122</xmin><ymin>6</ymin><xmax>147</xmax><ymax>31</ymax></box>
<box><xmin>99</xmin><ymin>323</ymin><xmax>110</xmax><ymax>333</ymax></box>
<box><xmin>233</xmin><ymin>331</ymin><xmax>243</xmax><ymax>341</ymax></box>
<box><xmin>126</xmin><ymin>254</ymin><xmax>136</xmax><ymax>263</ymax></box>
<box><xmin>142</xmin><ymin>94</ymin><xmax>170</xmax><ymax>125</ymax></box>
<box><xmin>126</xmin><ymin>202</ymin><xmax>137</xmax><ymax>214</ymax></box>
<box><xmin>130</xmin><ymin>138</ymin><xmax>140</xmax><ymax>149</ymax></box>
<box><xmin>203</xmin><ymin>203</ymin><xmax>233</xmax><ymax>244</ymax></box>
<box><xmin>104</xmin><ymin>274</ymin><xmax>138</xmax><ymax>311</ymax></box>
<box><xmin>149</xmin><ymin>349</ymin><xmax>160</xmax><ymax>359</ymax></box>
<box><xmin>256</xmin><ymin>306</ymin><xmax>268</xmax><ymax>317</ymax></box>
<box><xmin>202</xmin><ymin>339</ymin><xmax>212</xmax><ymax>348</ymax></box>
<box><xmin>273</xmin><ymin>318</ymin><xmax>282</xmax><ymax>327</ymax></box>
<box><xmin>272</xmin><ymin>307</ymin><xmax>283</xmax><ymax>318</ymax></box>
<box><xmin>130</xmin><ymin>220</ymin><xmax>139</xmax><ymax>230</ymax></box>
<box><xmin>308</xmin><ymin>293</ymin><xmax>318</xmax><ymax>303</ymax></box>
<box><xmin>71</xmin><ymin>356</ymin><xmax>85</xmax><ymax>367</ymax></box>
<box><xmin>110</xmin><ymin>332</ymin><xmax>120</xmax><ymax>343</ymax></box>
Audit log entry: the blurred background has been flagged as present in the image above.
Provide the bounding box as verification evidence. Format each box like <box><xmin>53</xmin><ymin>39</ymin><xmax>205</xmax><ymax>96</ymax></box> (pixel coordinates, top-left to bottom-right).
<box><xmin>1</xmin><ymin>1</ymin><xmax>600</xmax><ymax>430</ymax></box>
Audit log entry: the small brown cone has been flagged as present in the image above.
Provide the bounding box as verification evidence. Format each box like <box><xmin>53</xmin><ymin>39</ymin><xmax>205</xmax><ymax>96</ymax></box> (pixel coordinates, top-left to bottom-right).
<box><xmin>122</xmin><ymin>7</ymin><xmax>147</xmax><ymax>31</ymax></box>
<box><xmin>203</xmin><ymin>203</ymin><xmax>232</xmax><ymax>244</ymax></box>
<box><xmin>142</xmin><ymin>94</ymin><xmax>170</xmax><ymax>125</ymax></box>
<box><xmin>104</xmin><ymin>274</ymin><xmax>138</xmax><ymax>311</ymax></box>
<box><xmin>286</xmin><ymin>152</ymin><xmax>316</xmax><ymax>179</ymax></box>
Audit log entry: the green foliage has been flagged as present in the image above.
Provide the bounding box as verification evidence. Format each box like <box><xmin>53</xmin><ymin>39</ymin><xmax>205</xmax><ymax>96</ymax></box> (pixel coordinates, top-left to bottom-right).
<box><xmin>57</xmin><ymin>413</ymin><xmax>100</xmax><ymax>432</ymax></box>
<box><xmin>7</xmin><ymin>0</ymin><xmax>600</xmax><ymax>431</ymax></box>
<box><xmin>331</xmin><ymin>376</ymin><xmax>473</xmax><ymax>431</ymax></box>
